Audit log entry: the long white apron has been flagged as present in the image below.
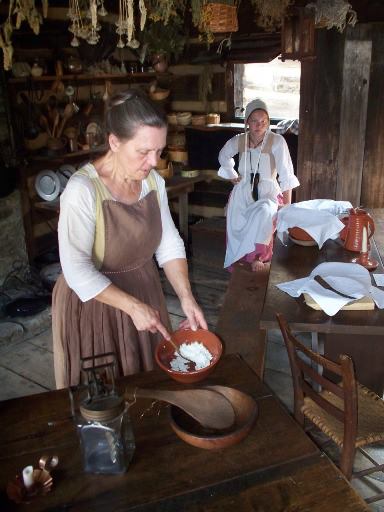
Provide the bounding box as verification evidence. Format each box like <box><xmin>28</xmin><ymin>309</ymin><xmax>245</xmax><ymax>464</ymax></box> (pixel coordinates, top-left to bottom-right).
<box><xmin>224</xmin><ymin>182</ymin><xmax>277</xmax><ymax>268</ymax></box>
<box><xmin>224</xmin><ymin>131</ymin><xmax>278</xmax><ymax>268</ymax></box>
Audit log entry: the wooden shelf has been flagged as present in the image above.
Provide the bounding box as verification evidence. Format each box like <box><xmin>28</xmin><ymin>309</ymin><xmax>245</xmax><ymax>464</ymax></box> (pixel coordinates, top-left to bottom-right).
<box><xmin>8</xmin><ymin>72</ymin><xmax>159</xmax><ymax>84</ymax></box>
<box><xmin>28</xmin><ymin>146</ymin><xmax>105</xmax><ymax>163</ymax></box>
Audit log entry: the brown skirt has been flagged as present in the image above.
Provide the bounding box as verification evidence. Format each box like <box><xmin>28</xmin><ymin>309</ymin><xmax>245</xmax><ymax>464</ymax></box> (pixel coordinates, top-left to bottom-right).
<box><xmin>52</xmin><ymin>258</ymin><xmax>170</xmax><ymax>389</ymax></box>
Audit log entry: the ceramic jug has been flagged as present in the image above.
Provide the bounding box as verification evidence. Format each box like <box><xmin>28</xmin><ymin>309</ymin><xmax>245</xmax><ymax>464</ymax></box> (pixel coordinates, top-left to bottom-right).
<box><xmin>343</xmin><ymin>208</ymin><xmax>375</xmax><ymax>252</ymax></box>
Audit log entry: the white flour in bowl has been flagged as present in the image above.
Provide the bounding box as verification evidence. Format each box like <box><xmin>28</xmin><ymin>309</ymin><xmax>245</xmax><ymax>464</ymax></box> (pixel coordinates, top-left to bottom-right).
<box><xmin>170</xmin><ymin>342</ymin><xmax>213</xmax><ymax>372</ymax></box>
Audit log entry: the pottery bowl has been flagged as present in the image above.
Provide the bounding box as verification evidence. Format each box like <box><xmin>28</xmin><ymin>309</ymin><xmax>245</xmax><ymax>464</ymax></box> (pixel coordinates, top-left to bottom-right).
<box><xmin>169</xmin><ymin>385</ymin><xmax>258</xmax><ymax>449</ymax></box>
<box><xmin>155</xmin><ymin>328</ymin><xmax>222</xmax><ymax>384</ymax></box>
<box><xmin>288</xmin><ymin>226</ymin><xmax>314</xmax><ymax>242</ymax></box>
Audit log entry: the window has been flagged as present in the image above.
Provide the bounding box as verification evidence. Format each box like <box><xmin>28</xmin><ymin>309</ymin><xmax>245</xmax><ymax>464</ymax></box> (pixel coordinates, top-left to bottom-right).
<box><xmin>234</xmin><ymin>57</ymin><xmax>301</xmax><ymax>121</ymax></box>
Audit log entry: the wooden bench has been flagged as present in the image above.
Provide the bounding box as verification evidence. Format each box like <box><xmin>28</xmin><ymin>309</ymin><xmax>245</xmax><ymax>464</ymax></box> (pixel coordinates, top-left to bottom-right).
<box><xmin>216</xmin><ymin>263</ymin><xmax>270</xmax><ymax>379</ymax></box>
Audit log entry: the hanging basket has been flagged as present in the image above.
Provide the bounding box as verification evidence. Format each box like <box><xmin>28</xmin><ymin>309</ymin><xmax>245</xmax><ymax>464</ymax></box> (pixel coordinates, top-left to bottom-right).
<box><xmin>202</xmin><ymin>2</ymin><xmax>239</xmax><ymax>33</ymax></box>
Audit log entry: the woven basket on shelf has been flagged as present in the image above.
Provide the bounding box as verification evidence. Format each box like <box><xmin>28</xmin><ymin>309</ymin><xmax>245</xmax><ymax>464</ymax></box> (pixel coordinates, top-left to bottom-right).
<box><xmin>203</xmin><ymin>2</ymin><xmax>238</xmax><ymax>33</ymax></box>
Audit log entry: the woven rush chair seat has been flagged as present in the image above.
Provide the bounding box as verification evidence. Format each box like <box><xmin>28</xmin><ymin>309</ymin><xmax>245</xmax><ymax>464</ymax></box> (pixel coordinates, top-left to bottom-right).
<box><xmin>302</xmin><ymin>383</ymin><xmax>384</xmax><ymax>447</ymax></box>
<box><xmin>276</xmin><ymin>312</ymin><xmax>384</xmax><ymax>500</ymax></box>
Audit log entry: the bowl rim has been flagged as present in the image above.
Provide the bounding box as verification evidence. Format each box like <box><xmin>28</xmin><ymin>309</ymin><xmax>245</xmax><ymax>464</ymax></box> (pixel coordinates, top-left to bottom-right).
<box><xmin>168</xmin><ymin>388</ymin><xmax>258</xmax><ymax>440</ymax></box>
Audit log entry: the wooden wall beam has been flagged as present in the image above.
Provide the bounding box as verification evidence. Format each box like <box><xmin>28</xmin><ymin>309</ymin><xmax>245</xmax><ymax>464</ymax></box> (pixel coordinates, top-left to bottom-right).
<box><xmin>361</xmin><ymin>24</ymin><xmax>384</xmax><ymax>208</ymax></box>
<box><xmin>336</xmin><ymin>26</ymin><xmax>371</xmax><ymax>205</ymax></box>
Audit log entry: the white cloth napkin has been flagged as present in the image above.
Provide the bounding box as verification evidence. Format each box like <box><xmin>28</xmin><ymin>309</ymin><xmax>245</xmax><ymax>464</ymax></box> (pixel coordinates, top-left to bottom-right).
<box><xmin>276</xmin><ymin>262</ymin><xmax>384</xmax><ymax>316</ymax></box>
<box><xmin>373</xmin><ymin>274</ymin><xmax>384</xmax><ymax>287</ymax></box>
<box><xmin>277</xmin><ymin>200</ymin><xmax>352</xmax><ymax>248</ymax></box>
<box><xmin>288</xmin><ymin>199</ymin><xmax>352</xmax><ymax>216</ymax></box>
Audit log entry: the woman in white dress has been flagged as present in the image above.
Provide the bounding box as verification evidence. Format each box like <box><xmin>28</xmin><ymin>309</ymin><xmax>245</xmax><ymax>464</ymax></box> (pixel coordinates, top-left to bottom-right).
<box><xmin>218</xmin><ymin>99</ymin><xmax>300</xmax><ymax>271</ymax></box>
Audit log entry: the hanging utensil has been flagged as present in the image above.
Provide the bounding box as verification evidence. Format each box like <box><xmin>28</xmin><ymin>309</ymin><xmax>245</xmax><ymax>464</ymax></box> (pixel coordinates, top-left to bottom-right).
<box><xmin>57</xmin><ymin>103</ymin><xmax>75</xmax><ymax>138</ymax></box>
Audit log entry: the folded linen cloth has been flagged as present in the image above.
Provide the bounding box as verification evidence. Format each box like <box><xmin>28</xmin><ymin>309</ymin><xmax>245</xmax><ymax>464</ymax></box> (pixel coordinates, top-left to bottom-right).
<box><xmin>277</xmin><ymin>200</ymin><xmax>352</xmax><ymax>248</ymax></box>
<box><xmin>276</xmin><ymin>262</ymin><xmax>384</xmax><ymax>316</ymax></box>
<box><xmin>287</xmin><ymin>199</ymin><xmax>352</xmax><ymax>216</ymax></box>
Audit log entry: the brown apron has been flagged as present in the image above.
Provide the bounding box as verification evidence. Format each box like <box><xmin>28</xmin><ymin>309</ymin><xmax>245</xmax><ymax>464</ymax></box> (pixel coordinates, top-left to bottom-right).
<box><xmin>52</xmin><ymin>190</ymin><xmax>170</xmax><ymax>388</ymax></box>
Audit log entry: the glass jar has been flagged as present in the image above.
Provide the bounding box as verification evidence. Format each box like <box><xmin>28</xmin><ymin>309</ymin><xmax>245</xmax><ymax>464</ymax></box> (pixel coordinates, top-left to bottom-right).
<box><xmin>69</xmin><ymin>352</ymin><xmax>135</xmax><ymax>474</ymax></box>
<box><xmin>76</xmin><ymin>404</ymin><xmax>135</xmax><ymax>474</ymax></box>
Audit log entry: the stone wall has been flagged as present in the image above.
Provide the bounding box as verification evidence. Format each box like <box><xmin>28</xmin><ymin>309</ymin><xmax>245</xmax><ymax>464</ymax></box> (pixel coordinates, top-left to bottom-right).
<box><xmin>0</xmin><ymin>189</ymin><xmax>28</xmax><ymax>284</ymax></box>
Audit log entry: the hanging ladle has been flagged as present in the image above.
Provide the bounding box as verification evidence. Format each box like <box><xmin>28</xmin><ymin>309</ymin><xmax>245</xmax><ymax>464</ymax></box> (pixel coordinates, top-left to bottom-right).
<box><xmin>125</xmin><ymin>387</ymin><xmax>235</xmax><ymax>430</ymax></box>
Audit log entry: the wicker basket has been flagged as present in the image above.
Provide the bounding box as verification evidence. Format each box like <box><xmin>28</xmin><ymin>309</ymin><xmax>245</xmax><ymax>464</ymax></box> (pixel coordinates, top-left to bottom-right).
<box><xmin>191</xmin><ymin>114</ymin><xmax>206</xmax><ymax>126</ymax></box>
<box><xmin>206</xmin><ymin>113</ymin><xmax>221</xmax><ymax>124</ymax></box>
<box><xmin>203</xmin><ymin>2</ymin><xmax>238</xmax><ymax>33</ymax></box>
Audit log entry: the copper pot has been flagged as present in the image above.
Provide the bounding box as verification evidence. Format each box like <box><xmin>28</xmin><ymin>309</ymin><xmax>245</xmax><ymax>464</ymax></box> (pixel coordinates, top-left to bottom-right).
<box><xmin>343</xmin><ymin>208</ymin><xmax>375</xmax><ymax>252</ymax></box>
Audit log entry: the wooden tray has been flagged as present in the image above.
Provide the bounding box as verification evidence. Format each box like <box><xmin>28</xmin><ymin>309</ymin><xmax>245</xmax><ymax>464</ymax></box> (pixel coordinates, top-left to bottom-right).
<box><xmin>304</xmin><ymin>293</ymin><xmax>375</xmax><ymax>311</ymax></box>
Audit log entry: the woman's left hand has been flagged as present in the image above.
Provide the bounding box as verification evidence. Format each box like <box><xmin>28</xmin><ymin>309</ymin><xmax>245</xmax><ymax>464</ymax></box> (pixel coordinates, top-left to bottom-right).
<box><xmin>179</xmin><ymin>296</ymin><xmax>208</xmax><ymax>331</ymax></box>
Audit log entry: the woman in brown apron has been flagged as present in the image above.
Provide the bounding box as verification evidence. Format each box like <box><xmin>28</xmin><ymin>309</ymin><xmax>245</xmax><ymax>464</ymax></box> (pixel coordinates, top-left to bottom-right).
<box><xmin>52</xmin><ymin>90</ymin><xmax>207</xmax><ymax>388</ymax></box>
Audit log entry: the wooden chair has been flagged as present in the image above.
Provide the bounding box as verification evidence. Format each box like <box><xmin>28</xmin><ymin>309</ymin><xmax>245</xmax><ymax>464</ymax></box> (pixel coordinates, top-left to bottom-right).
<box><xmin>276</xmin><ymin>313</ymin><xmax>384</xmax><ymax>502</ymax></box>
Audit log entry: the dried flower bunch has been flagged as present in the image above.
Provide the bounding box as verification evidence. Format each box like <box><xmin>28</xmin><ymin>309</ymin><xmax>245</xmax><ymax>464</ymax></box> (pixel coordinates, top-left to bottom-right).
<box><xmin>305</xmin><ymin>0</ymin><xmax>357</xmax><ymax>32</ymax></box>
<box><xmin>68</xmin><ymin>0</ymin><xmax>108</xmax><ymax>47</ymax></box>
<box><xmin>250</xmin><ymin>0</ymin><xmax>293</xmax><ymax>31</ymax></box>
<box><xmin>116</xmin><ymin>0</ymin><xmax>147</xmax><ymax>49</ymax></box>
<box><xmin>0</xmin><ymin>0</ymin><xmax>48</xmax><ymax>70</ymax></box>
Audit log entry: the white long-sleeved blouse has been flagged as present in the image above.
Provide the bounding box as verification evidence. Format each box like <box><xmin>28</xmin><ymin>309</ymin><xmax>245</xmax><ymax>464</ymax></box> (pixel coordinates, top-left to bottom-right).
<box><xmin>58</xmin><ymin>164</ymin><xmax>185</xmax><ymax>302</ymax></box>
<box><xmin>218</xmin><ymin>131</ymin><xmax>299</xmax><ymax>200</ymax></box>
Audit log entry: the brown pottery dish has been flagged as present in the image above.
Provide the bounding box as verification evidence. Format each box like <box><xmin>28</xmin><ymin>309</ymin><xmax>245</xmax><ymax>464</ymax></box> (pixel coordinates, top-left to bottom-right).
<box><xmin>288</xmin><ymin>226</ymin><xmax>314</xmax><ymax>242</ymax></box>
<box><xmin>169</xmin><ymin>385</ymin><xmax>258</xmax><ymax>449</ymax></box>
<box><xmin>155</xmin><ymin>328</ymin><xmax>222</xmax><ymax>384</ymax></box>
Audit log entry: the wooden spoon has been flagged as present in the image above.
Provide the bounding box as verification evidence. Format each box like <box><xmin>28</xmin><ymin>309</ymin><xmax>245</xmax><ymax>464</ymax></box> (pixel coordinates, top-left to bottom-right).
<box><xmin>168</xmin><ymin>335</ymin><xmax>196</xmax><ymax>365</ymax></box>
<box><xmin>39</xmin><ymin>114</ymin><xmax>52</xmax><ymax>137</ymax></box>
<box><xmin>125</xmin><ymin>387</ymin><xmax>235</xmax><ymax>430</ymax></box>
<box><xmin>57</xmin><ymin>103</ymin><xmax>75</xmax><ymax>138</ymax></box>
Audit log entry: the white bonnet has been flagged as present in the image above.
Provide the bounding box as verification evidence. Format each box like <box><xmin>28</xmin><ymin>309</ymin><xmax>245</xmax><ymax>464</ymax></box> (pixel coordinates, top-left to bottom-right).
<box><xmin>244</xmin><ymin>99</ymin><xmax>269</xmax><ymax>123</ymax></box>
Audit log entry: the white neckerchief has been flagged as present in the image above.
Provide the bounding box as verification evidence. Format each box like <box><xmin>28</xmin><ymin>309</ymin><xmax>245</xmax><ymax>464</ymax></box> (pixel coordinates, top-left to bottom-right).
<box><xmin>244</xmin><ymin>128</ymin><xmax>269</xmax><ymax>192</ymax></box>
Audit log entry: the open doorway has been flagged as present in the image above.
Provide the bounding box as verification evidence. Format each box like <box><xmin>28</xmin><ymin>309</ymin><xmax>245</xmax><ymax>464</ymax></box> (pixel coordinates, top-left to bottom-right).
<box><xmin>234</xmin><ymin>57</ymin><xmax>301</xmax><ymax>121</ymax></box>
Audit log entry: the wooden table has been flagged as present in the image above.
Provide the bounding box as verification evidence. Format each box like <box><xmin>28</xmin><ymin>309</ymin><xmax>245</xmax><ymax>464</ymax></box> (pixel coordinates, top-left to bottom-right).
<box><xmin>165</xmin><ymin>175</ymin><xmax>213</xmax><ymax>243</ymax></box>
<box><xmin>260</xmin><ymin>235</ymin><xmax>384</xmax><ymax>392</ymax></box>
<box><xmin>35</xmin><ymin>174</ymin><xmax>213</xmax><ymax>245</ymax></box>
<box><xmin>0</xmin><ymin>355</ymin><xmax>369</xmax><ymax>511</ymax></box>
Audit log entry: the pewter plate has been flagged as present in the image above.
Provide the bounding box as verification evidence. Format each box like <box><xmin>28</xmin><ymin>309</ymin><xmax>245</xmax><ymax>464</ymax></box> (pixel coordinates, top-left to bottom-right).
<box><xmin>35</xmin><ymin>170</ymin><xmax>61</xmax><ymax>201</ymax></box>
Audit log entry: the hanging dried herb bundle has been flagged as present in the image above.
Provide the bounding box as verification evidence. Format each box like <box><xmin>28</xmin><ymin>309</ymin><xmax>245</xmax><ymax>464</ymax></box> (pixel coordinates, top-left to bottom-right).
<box><xmin>250</xmin><ymin>0</ymin><xmax>293</xmax><ymax>32</ymax></box>
<box><xmin>146</xmin><ymin>0</ymin><xmax>187</xmax><ymax>25</ymax></box>
<box><xmin>306</xmin><ymin>0</ymin><xmax>357</xmax><ymax>32</ymax></box>
<box><xmin>0</xmin><ymin>0</ymin><xmax>48</xmax><ymax>70</ymax></box>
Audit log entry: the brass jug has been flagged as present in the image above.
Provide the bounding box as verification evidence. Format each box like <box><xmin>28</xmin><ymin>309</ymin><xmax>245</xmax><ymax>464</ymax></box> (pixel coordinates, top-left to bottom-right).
<box><xmin>343</xmin><ymin>208</ymin><xmax>375</xmax><ymax>252</ymax></box>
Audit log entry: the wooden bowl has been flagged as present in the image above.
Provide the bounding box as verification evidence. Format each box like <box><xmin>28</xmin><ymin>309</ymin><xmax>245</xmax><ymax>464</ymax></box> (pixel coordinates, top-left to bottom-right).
<box><xmin>169</xmin><ymin>385</ymin><xmax>258</xmax><ymax>449</ymax></box>
<box><xmin>149</xmin><ymin>89</ymin><xmax>170</xmax><ymax>101</ymax></box>
<box><xmin>167</xmin><ymin>113</ymin><xmax>177</xmax><ymax>125</ymax></box>
<box><xmin>156</xmin><ymin>156</ymin><xmax>168</xmax><ymax>170</ymax></box>
<box><xmin>155</xmin><ymin>328</ymin><xmax>222</xmax><ymax>384</ymax></box>
<box><xmin>176</xmin><ymin>112</ymin><xmax>192</xmax><ymax>126</ymax></box>
<box><xmin>168</xmin><ymin>146</ymin><xmax>188</xmax><ymax>163</ymax></box>
<box><xmin>157</xmin><ymin>162</ymin><xmax>173</xmax><ymax>180</ymax></box>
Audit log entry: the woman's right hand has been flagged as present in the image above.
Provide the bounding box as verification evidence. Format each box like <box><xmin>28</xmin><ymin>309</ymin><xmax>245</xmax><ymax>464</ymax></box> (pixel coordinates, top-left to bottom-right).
<box><xmin>230</xmin><ymin>176</ymin><xmax>241</xmax><ymax>185</ymax></box>
<box><xmin>128</xmin><ymin>299</ymin><xmax>171</xmax><ymax>340</ymax></box>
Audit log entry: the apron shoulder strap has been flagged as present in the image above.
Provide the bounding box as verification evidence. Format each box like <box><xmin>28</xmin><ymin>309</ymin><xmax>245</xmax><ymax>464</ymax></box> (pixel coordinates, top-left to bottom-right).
<box><xmin>261</xmin><ymin>131</ymin><xmax>276</xmax><ymax>175</ymax></box>
<box><xmin>75</xmin><ymin>167</ymin><xmax>160</xmax><ymax>270</ymax></box>
<box><xmin>238</xmin><ymin>133</ymin><xmax>247</xmax><ymax>156</ymax></box>
<box><xmin>76</xmin><ymin>167</ymin><xmax>110</xmax><ymax>270</ymax></box>
<box><xmin>146</xmin><ymin>170</ymin><xmax>161</xmax><ymax>206</ymax></box>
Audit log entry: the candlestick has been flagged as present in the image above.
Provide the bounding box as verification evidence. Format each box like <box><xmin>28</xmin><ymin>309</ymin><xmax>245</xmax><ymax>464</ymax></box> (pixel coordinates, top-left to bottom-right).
<box><xmin>22</xmin><ymin>466</ymin><xmax>34</xmax><ymax>489</ymax></box>
<box><xmin>361</xmin><ymin>226</ymin><xmax>368</xmax><ymax>253</ymax></box>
